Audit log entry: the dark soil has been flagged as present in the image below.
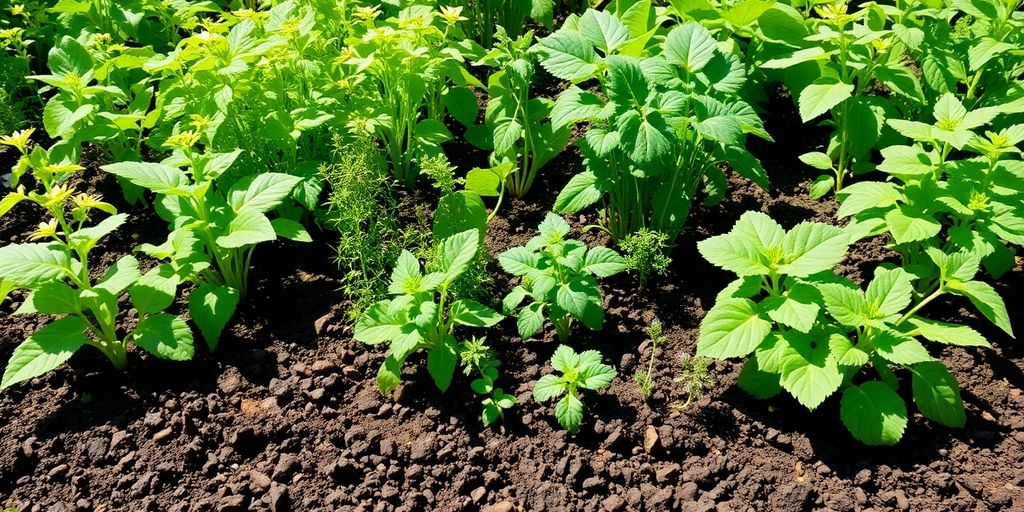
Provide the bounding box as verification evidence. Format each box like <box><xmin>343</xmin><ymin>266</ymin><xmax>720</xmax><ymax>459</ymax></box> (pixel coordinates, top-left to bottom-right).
<box><xmin>1</xmin><ymin>95</ymin><xmax>1023</xmax><ymax>512</ymax></box>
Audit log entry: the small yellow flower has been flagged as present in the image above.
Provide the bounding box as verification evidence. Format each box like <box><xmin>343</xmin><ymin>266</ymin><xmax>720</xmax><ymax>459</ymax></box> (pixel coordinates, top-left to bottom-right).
<box><xmin>165</xmin><ymin>131</ymin><xmax>201</xmax><ymax>151</ymax></box>
<box><xmin>0</xmin><ymin>128</ymin><xmax>34</xmax><ymax>153</ymax></box>
<box><xmin>189</xmin><ymin>114</ymin><xmax>212</xmax><ymax>132</ymax></box>
<box><xmin>353</xmin><ymin>6</ymin><xmax>381</xmax><ymax>22</ymax></box>
<box><xmin>29</xmin><ymin>218</ymin><xmax>59</xmax><ymax>241</ymax></box>
<box><xmin>815</xmin><ymin>2</ymin><xmax>849</xmax><ymax>20</ymax></box>
<box><xmin>968</xmin><ymin>191</ymin><xmax>990</xmax><ymax>213</ymax></box>
<box><xmin>871</xmin><ymin>37</ymin><xmax>892</xmax><ymax>52</ymax></box>
<box><xmin>439</xmin><ymin>6</ymin><xmax>467</xmax><ymax>26</ymax></box>
<box><xmin>10</xmin><ymin>4</ymin><xmax>25</xmax><ymax>16</ymax></box>
<box><xmin>45</xmin><ymin>183</ymin><xmax>74</xmax><ymax>207</ymax></box>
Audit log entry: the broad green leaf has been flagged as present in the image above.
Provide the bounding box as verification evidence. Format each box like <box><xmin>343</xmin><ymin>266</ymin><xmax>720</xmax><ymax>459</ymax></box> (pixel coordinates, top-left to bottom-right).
<box><xmin>271</xmin><ymin>218</ymin><xmax>311</xmax><ymax>242</ymax></box>
<box><xmin>0</xmin><ymin>243</ymin><xmax>71</xmax><ymax>288</ymax></box>
<box><xmin>1</xmin><ymin>317</ymin><xmax>89</xmax><ymax>390</ymax></box>
<box><xmin>760</xmin><ymin>282</ymin><xmax>821</xmax><ymax>333</ymax></box>
<box><xmin>517</xmin><ymin>302</ymin><xmax>545</xmax><ymax>339</ymax></box>
<box><xmin>578</xmin><ymin>9</ymin><xmax>629</xmax><ymax>53</ymax></box>
<box><xmin>449</xmin><ymin>300</ymin><xmax>503</xmax><ymax>327</ymax></box>
<box><xmin>132</xmin><ymin>314</ymin><xmax>194</xmax><ymax>361</ymax></box>
<box><xmin>29</xmin><ymin>282</ymin><xmax>80</xmax><ymax>315</ymax></box>
<box><xmin>534</xmin><ymin>374</ymin><xmax>566</xmax><ymax>401</ymax></box>
<box><xmin>579</xmin><ymin>357</ymin><xmax>616</xmax><ymax>389</ymax></box>
<box><xmin>129</xmin><ymin>271</ymin><xmax>179</xmax><ymax>315</ymax></box>
<box><xmin>101</xmin><ymin>162</ymin><xmax>189</xmax><ymax>194</ymax></box>
<box><xmin>903</xmin><ymin>318</ymin><xmax>989</xmax><ymax>347</ymax></box>
<box><xmin>619</xmin><ymin>110</ymin><xmax>673</xmax><ymax>165</ymax></box>
<box><xmin>354</xmin><ymin>300</ymin><xmax>409</xmax><ymax>345</ymax></box>
<box><xmin>437</xmin><ymin>229</ymin><xmax>480</xmax><ymax>284</ymax></box>
<box><xmin>555</xmin><ymin>393</ymin><xmax>584</xmax><ymax>431</ymax></box>
<box><xmin>697</xmin><ymin>211</ymin><xmax>783</xmax><ymax>276</ymax></box>
<box><xmin>885</xmin><ymin>207</ymin><xmax>941</xmax><ymax>245</ymax></box>
<box><xmin>551</xmin><ymin>344</ymin><xmax>580</xmax><ymax>373</ymax></box>
<box><xmin>499</xmin><ymin>247</ymin><xmax>540</xmax><ymax>276</ymax></box>
<box><xmin>427</xmin><ymin>337</ymin><xmax>458</xmax><ymax>392</ymax></box>
<box><xmin>778</xmin><ymin>332</ymin><xmax>843</xmax><ymax>410</ymax></box>
<box><xmin>433</xmin><ymin>191</ymin><xmax>487</xmax><ymax>242</ymax></box>
<box><xmin>188</xmin><ymin>284</ymin><xmax>240</xmax><ymax>351</ymax></box>
<box><xmin>873</xmin><ymin>329</ymin><xmax>933</xmax><ymax>365</ymax></box>
<box><xmin>910</xmin><ymin>361</ymin><xmax>966</xmax><ymax>428</ymax></box>
<box><xmin>492</xmin><ymin>117</ymin><xmax>523</xmax><ymax>155</ymax></box>
<box><xmin>388</xmin><ymin>250</ymin><xmax>423</xmax><ymax>295</ymax></box>
<box><xmin>582</xmin><ymin>247</ymin><xmax>626</xmax><ymax>277</ymax></box>
<box><xmin>818</xmin><ymin>283</ymin><xmax>872</xmax><ymax>327</ymax></box>
<box><xmin>840</xmin><ymin>381</ymin><xmax>908</xmax><ymax>446</ymax></box>
<box><xmin>0</xmin><ymin>191</ymin><xmax>27</xmax><ymax>218</ymax></box>
<box><xmin>799</xmin><ymin>152</ymin><xmax>833</xmax><ymax>170</ymax></box>
<box><xmin>663</xmin><ymin>22</ymin><xmax>716</xmax><ymax>72</ymax></box>
<box><xmin>829</xmin><ymin>333</ymin><xmax>869</xmax><ymax>367</ymax></box>
<box><xmin>947</xmin><ymin>280</ymin><xmax>1013</xmax><ymax>337</ymax></box>
<box><xmin>809</xmin><ymin>175</ymin><xmax>834</xmax><ymax>199</ymax></box>
<box><xmin>227</xmin><ymin>173</ymin><xmax>302</xmax><ymax>213</ymax></box>
<box><xmin>554</xmin><ymin>171</ymin><xmax>604</xmax><ymax>213</ymax></box>
<box><xmin>779</xmin><ymin>222</ymin><xmax>850</xmax><ymax>277</ymax></box>
<box><xmin>535</xmin><ymin>30</ymin><xmax>600</xmax><ymax>82</ymax></box>
<box><xmin>376</xmin><ymin>355</ymin><xmax>403</xmax><ymax>394</ymax></box>
<box><xmin>836</xmin><ymin>181</ymin><xmax>901</xmax><ymax>218</ymax></box>
<box><xmin>465</xmin><ymin>167</ymin><xmax>501</xmax><ymax>197</ymax></box>
<box><xmin>215</xmin><ymin>209</ymin><xmax>276</xmax><ymax>249</ymax></box>
<box><xmin>443</xmin><ymin>86</ymin><xmax>478</xmax><ymax>126</ymax></box>
<box><xmin>737</xmin><ymin>357</ymin><xmax>782</xmax><ymax>398</ymax></box>
<box><xmin>550</xmin><ymin>87</ymin><xmax>609</xmax><ymax>131</ymax></box>
<box><xmin>48</xmin><ymin>36</ymin><xmax>93</xmax><ymax>77</ymax></box>
<box><xmin>798</xmin><ymin>80</ymin><xmax>854</xmax><ymax>122</ymax></box>
<box><xmin>866</xmin><ymin>267</ymin><xmax>913</xmax><ymax>318</ymax></box>
<box><xmin>697</xmin><ymin>298</ymin><xmax>771</xmax><ymax>359</ymax></box>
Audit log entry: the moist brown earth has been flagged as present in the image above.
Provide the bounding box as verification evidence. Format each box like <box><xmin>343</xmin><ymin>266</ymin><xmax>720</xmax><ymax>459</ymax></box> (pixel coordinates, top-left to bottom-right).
<box><xmin>1</xmin><ymin>94</ymin><xmax>1022</xmax><ymax>512</ymax></box>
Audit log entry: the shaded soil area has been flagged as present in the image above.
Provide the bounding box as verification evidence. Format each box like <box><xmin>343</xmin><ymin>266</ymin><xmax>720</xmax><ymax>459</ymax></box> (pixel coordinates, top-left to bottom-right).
<box><xmin>1</xmin><ymin>95</ymin><xmax>1023</xmax><ymax>512</ymax></box>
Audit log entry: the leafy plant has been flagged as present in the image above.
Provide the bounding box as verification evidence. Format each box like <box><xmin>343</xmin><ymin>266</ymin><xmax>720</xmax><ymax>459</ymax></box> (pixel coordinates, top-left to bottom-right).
<box><xmin>538</xmin><ymin>9</ymin><xmax>770</xmax><ymax>245</ymax></box>
<box><xmin>634</xmin><ymin>318</ymin><xmax>665</xmax><ymax>401</ymax></box>
<box><xmin>619</xmin><ymin>228</ymin><xmax>671</xmax><ymax>288</ymax></box>
<box><xmin>534</xmin><ymin>344</ymin><xmax>617</xmax><ymax>432</ymax></box>
<box><xmin>354</xmin><ymin>229</ymin><xmax>503</xmax><ymax>394</ymax></box>
<box><xmin>758</xmin><ymin>1</ymin><xmax>927</xmax><ymax>197</ymax></box>
<box><xmin>460</xmin><ymin>335</ymin><xmax>516</xmax><ymax>425</ymax></box>
<box><xmin>697</xmin><ymin>211</ymin><xmax>1013</xmax><ymax>444</ymax></box>
<box><xmin>102</xmin><ymin>140</ymin><xmax>309</xmax><ymax>350</ymax></box>
<box><xmin>451</xmin><ymin>1</ymin><xmax>554</xmax><ymax>48</ymax></box>
<box><xmin>838</xmin><ymin>93</ymin><xmax>1024</xmax><ymax>279</ymax></box>
<box><xmin>468</xmin><ymin>27</ymin><xmax>570</xmax><ymax>198</ymax></box>
<box><xmin>500</xmin><ymin>213</ymin><xmax>625</xmax><ymax>342</ymax></box>
<box><xmin>0</xmin><ymin>134</ymin><xmax>193</xmax><ymax>389</ymax></box>
<box><xmin>671</xmin><ymin>353</ymin><xmax>711</xmax><ymax>411</ymax></box>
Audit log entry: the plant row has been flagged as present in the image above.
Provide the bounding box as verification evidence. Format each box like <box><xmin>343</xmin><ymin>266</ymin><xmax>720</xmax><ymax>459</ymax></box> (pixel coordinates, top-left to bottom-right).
<box><xmin>0</xmin><ymin>0</ymin><xmax>1021</xmax><ymax>444</ymax></box>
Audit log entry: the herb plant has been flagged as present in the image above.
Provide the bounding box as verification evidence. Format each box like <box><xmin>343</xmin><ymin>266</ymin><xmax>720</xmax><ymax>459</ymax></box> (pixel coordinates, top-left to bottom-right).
<box><xmin>500</xmin><ymin>213</ymin><xmax>625</xmax><ymax>342</ymax></box>
<box><xmin>469</xmin><ymin>28</ymin><xmax>570</xmax><ymax>198</ymax></box>
<box><xmin>0</xmin><ymin>136</ymin><xmax>193</xmax><ymax>389</ymax></box>
<box><xmin>697</xmin><ymin>211</ymin><xmax>1013</xmax><ymax>444</ymax></box>
<box><xmin>837</xmin><ymin>93</ymin><xmax>1024</xmax><ymax>279</ymax></box>
<box><xmin>460</xmin><ymin>335</ymin><xmax>516</xmax><ymax>426</ymax></box>
<box><xmin>672</xmin><ymin>353</ymin><xmax>711</xmax><ymax>411</ymax></box>
<box><xmin>354</xmin><ymin>229</ymin><xmax>503</xmax><ymax>394</ymax></box>
<box><xmin>538</xmin><ymin>9</ymin><xmax>770</xmax><ymax>245</ymax></box>
<box><xmin>534</xmin><ymin>344</ymin><xmax>617</xmax><ymax>432</ymax></box>
<box><xmin>634</xmin><ymin>319</ymin><xmax>665</xmax><ymax>401</ymax></box>
<box><xmin>619</xmin><ymin>228</ymin><xmax>671</xmax><ymax>288</ymax></box>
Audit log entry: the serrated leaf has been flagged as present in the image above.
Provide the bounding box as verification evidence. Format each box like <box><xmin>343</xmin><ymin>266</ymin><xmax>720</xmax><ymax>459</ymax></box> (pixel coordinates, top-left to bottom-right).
<box><xmin>101</xmin><ymin>161</ymin><xmax>189</xmax><ymax>194</ymax></box>
<box><xmin>578</xmin><ymin>9</ymin><xmax>629</xmax><ymax>53</ymax></box>
<box><xmin>535</xmin><ymin>30</ymin><xmax>600</xmax><ymax>82</ymax></box>
<box><xmin>437</xmin><ymin>229</ymin><xmax>480</xmax><ymax>284</ymax></box>
<box><xmin>517</xmin><ymin>302</ymin><xmax>545</xmax><ymax>339</ymax></box>
<box><xmin>910</xmin><ymin>361</ymin><xmax>966</xmax><ymax>428</ymax></box>
<box><xmin>227</xmin><ymin>173</ymin><xmax>301</xmax><ymax>214</ymax></box>
<box><xmin>533</xmin><ymin>374</ymin><xmax>565</xmax><ymax>401</ymax></box>
<box><xmin>873</xmin><ymin>329</ymin><xmax>933</xmax><ymax>365</ymax></box>
<box><xmin>885</xmin><ymin>207</ymin><xmax>941</xmax><ymax>245</ymax></box>
<box><xmin>866</xmin><ymin>267</ymin><xmax>913</xmax><ymax>318</ymax></box>
<box><xmin>1</xmin><ymin>317</ymin><xmax>89</xmax><ymax>390</ymax></box>
<box><xmin>737</xmin><ymin>357</ymin><xmax>783</xmax><ymax>398</ymax></box>
<box><xmin>779</xmin><ymin>222</ymin><xmax>850</xmax><ymax>277</ymax></box>
<box><xmin>697</xmin><ymin>211</ymin><xmax>782</xmax><ymax>276</ymax></box>
<box><xmin>427</xmin><ymin>337</ymin><xmax>458</xmax><ymax>392</ymax></box>
<box><xmin>778</xmin><ymin>331</ymin><xmax>842</xmax><ymax>410</ymax></box>
<box><xmin>582</xmin><ymin>247</ymin><xmax>626</xmax><ymax>277</ymax></box>
<box><xmin>449</xmin><ymin>300</ymin><xmax>503</xmax><ymax>327</ymax></box>
<box><xmin>215</xmin><ymin>208</ymin><xmax>276</xmax><ymax>249</ymax></box>
<box><xmin>188</xmin><ymin>284</ymin><xmax>239</xmax><ymax>351</ymax></box>
<box><xmin>697</xmin><ymin>298</ymin><xmax>772</xmax><ymax>359</ymax></box>
<box><xmin>903</xmin><ymin>318</ymin><xmax>989</xmax><ymax>347</ymax></box>
<box><xmin>840</xmin><ymin>381</ymin><xmax>907</xmax><ymax>446</ymax></box>
<box><xmin>947</xmin><ymin>280</ymin><xmax>1013</xmax><ymax>337</ymax></box>
<box><xmin>663</xmin><ymin>22</ymin><xmax>717</xmax><ymax>72</ymax></box>
<box><xmin>798</xmin><ymin>80</ymin><xmax>854</xmax><ymax>122</ymax></box>
<box><xmin>0</xmin><ymin>243</ymin><xmax>71</xmax><ymax>288</ymax></box>
<box><xmin>760</xmin><ymin>282</ymin><xmax>821</xmax><ymax>333</ymax></box>
<box><xmin>555</xmin><ymin>393</ymin><xmax>585</xmax><ymax>431</ymax></box>
<box><xmin>132</xmin><ymin>314</ymin><xmax>194</xmax><ymax>361</ymax></box>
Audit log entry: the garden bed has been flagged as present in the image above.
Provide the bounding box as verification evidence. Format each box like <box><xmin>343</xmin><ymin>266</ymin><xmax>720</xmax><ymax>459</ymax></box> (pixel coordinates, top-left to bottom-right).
<box><xmin>1</xmin><ymin>96</ymin><xmax>1022</xmax><ymax>512</ymax></box>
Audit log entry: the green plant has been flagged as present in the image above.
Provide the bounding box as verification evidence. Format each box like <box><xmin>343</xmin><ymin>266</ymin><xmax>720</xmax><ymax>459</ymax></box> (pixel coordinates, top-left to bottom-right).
<box><xmin>838</xmin><ymin>93</ymin><xmax>1024</xmax><ymax>279</ymax></box>
<box><xmin>102</xmin><ymin>140</ymin><xmax>309</xmax><ymax>350</ymax></box>
<box><xmin>354</xmin><ymin>229</ymin><xmax>503</xmax><ymax>394</ymax></box>
<box><xmin>534</xmin><ymin>344</ymin><xmax>617</xmax><ymax>431</ymax></box>
<box><xmin>757</xmin><ymin>1</ymin><xmax>927</xmax><ymax>197</ymax></box>
<box><xmin>697</xmin><ymin>211</ymin><xmax>1013</xmax><ymax>445</ymax></box>
<box><xmin>468</xmin><ymin>27</ymin><xmax>570</xmax><ymax>198</ymax></box>
<box><xmin>500</xmin><ymin>213</ymin><xmax>625</xmax><ymax>342</ymax></box>
<box><xmin>537</xmin><ymin>9</ymin><xmax>770</xmax><ymax>245</ymax></box>
<box><xmin>460</xmin><ymin>335</ymin><xmax>516</xmax><ymax>425</ymax></box>
<box><xmin>671</xmin><ymin>353</ymin><xmax>711</xmax><ymax>411</ymax></box>
<box><xmin>634</xmin><ymin>318</ymin><xmax>665</xmax><ymax>401</ymax></box>
<box><xmin>345</xmin><ymin>5</ymin><xmax>480</xmax><ymax>187</ymax></box>
<box><xmin>451</xmin><ymin>1</ymin><xmax>555</xmax><ymax>48</ymax></box>
<box><xmin>0</xmin><ymin>133</ymin><xmax>193</xmax><ymax>389</ymax></box>
<box><xmin>321</xmin><ymin>137</ymin><xmax>408</xmax><ymax>321</ymax></box>
<box><xmin>619</xmin><ymin>228</ymin><xmax>671</xmax><ymax>288</ymax></box>
<box><xmin>420</xmin><ymin>153</ymin><xmax>463</xmax><ymax>197</ymax></box>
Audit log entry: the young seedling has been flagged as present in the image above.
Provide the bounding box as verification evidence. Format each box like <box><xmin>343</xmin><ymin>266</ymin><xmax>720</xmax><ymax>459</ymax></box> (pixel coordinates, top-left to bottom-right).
<box><xmin>619</xmin><ymin>229</ymin><xmax>671</xmax><ymax>288</ymax></box>
<box><xmin>355</xmin><ymin>229</ymin><xmax>504</xmax><ymax>394</ymax></box>
<box><xmin>500</xmin><ymin>213</ymin><xmax>625</xmax><ymax>342</ymax></box>
<box><xmin>671</xmin><ymin>353</ymin><xmax>711</xmax><ymax>411</ymax></box>
<box><xmin>634</xmin><ymin>319</ymin><xmax>666</xmax><ymax>401</ymax></box>
<box><xmin>460</xmin><ymin>336</ymin><xmax>516</xmax><ymax>426</ymax></box>
<box><xmin>533</xmin><ymin>345</ymin><xmax>617</xmax><ymax>432</ymax></box>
